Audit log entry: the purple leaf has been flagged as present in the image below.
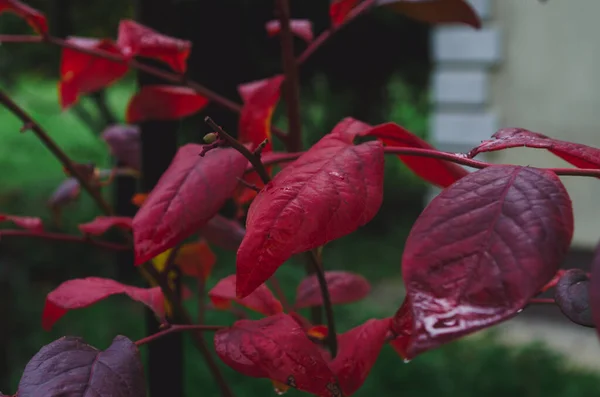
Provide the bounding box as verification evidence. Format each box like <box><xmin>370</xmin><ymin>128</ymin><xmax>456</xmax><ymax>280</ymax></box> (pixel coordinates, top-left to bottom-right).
<box><xmin>101</xmin><ymin>124</ymin><xmax>141</xmax><ymax>171</ymax></box>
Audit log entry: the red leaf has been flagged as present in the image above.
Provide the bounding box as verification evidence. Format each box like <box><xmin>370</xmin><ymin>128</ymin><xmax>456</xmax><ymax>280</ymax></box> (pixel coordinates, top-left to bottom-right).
<box><xmin>554</xmin><ymin>269</ymin><xmax>593</xmax><ymax>327</ymax></box>
<box><xmin>398</xmin><ymin>165</ymin><xmax>574</xmax><ymax>359</ymax></box>
<box><xmin>0</xmin><ymin>0</ymin><xmax>48</xmax><ymax>34</ymax></box>
<box><xmin>469</xmin><ymin>128</ymin><xmax>600</xmax><ymax>171</ymax></box>
<box><xmin>214</xmin><ymin>313</ymin><xmax>341</xmax><ymax>396</ymax></box>
<box><xmin>133</xmin><ymin>144</ymin><xmax>248</xmax><ymax>265</ymax></box>
<box><xmin>233</xmin><ymin>168</ymin><xmax>271</xmax><ymax>207</ymax></box>
<box><xmin>58</xmin><ymin>37</ymin><xmax>129</xmax><ymax>109</ymax></box>
<box><xmin>176</xmin><ymin>240</ymin><xmax>216</xmax><ymax>281</ymax></box>
<box><xmin>363</xmin><ymin>122</ymin><xmax>468</xmax><ymax>188</ymax></box>
<box><xmin>389</xmin><ymin>297</ymin><xmax>413</xmax><ymax>360</ymax></box>
<box><xmin>197</xmin><ymin>214</ymin><xmax>246</xmax><ymax>252</ymax></box>
<box><xmin>236</xmin><ymin>129</ymin><xmax>384</xmax><ymax>298</ymax></box>
<box><xmin>295</xmin><ymin>271</ymin><xmax>371</xmax><ymax>309</ymax></box>
<box><xmin>589</xmin><ymin>242</ymin><xmax>600</xmax><ymax>340</ymax></box>
<box><xmin>265</xmin><ymin>19</ymin><xmax>314</xmax><ymax>42</ymax></box>
<box><xmin>126</xmin><ymin>85</ymin><xmax>208</xmax><ymax>123</ymax></box>
<box><xmin>116</xmin><ymin>19</ymin><xmax>191</xmax><ymax>73</ymax></box>
<box><xmin>42</xmin><ymin>277</ymin><xmax>164</xmax><ymax>331</ymax></box>
<box><xmin>237</xmin><ymin>75</ymin><xmax>284</xmax><ymax>149</ymax></box>
<box><xmin>209</xmin><ymin>275</ymin><xmax>283</xmax><ymax>316</ymax></box>
<box><xmin>101</xmin><ymin>124</ymin><xmax>140</xmax><ymax>171</ymax></box>
<box><xmin>377</xmin><ymin>0</ymin><xmax>481</xmax><ymax>29</ymax></box>
<box><xmin>78</xmin><ymin>216</ymin><xmax>133</xmax><ymax>236</ymax></box>
<box><xmin>330</xmin><ymin>0</ymin><xmax>359</xmax><ymax>27</ymax></box>
<box><xmin>0</xmin><ymin>214</ymin><xmax>43</xmax><ymax>231</ymax></box>
<box><xmin>330</xmin><ymin>318</ymin><xmax>391</xmax><ymax>396</ymax></box>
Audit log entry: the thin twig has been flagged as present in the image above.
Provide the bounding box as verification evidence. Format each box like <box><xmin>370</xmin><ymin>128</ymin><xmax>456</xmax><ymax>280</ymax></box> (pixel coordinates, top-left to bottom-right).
<box><xmin>0</xmin><ymin>229</ymin><xmax>129</xmax><ymax>251</ymax></box>
<box><xmin>135</xmin><ymin>324</ymin><xmax>224</xmax><ymax>346</ymax></box>
<box><xmin>236</xmin><ymin>177</ymin><xmax>261</xmax><ymax>192</ymax></box>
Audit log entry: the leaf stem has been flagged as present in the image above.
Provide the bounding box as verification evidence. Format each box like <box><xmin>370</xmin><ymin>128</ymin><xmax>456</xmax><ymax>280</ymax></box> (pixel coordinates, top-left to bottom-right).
<box><xmin>135</xmin><ymin>324</ymin><xmax>224</xmax><ymax>347</ymax></box>
<box><xmin>0</xmin><ymin>229</ymin><xmax>129</xmax><ymax>251</ymax></box>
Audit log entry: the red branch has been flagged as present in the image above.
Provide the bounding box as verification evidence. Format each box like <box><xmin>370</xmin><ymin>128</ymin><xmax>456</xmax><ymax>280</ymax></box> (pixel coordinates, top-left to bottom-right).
<box><xmin>0</xmin><ymin>229</ymin><xmax>129</xmax><ymax>251</ymax></box>
<box><xmin>135</xmin><ymin>324</ymin><xmax>225</xmax><ymax>347</ymax></box>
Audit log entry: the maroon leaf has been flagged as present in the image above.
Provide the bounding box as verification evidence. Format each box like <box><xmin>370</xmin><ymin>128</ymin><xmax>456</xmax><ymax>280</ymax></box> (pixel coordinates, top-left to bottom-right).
<box><xmin>78</xmin><ymin>216</ymin><xmax>133</xmax><ymax>236</ymax></box>
<box><xmin>363</xmin><ymin>122</ymin><xmax>468</xmax><ymax>188</ymax></box>
<box><xmin>265</xmin><ymin>19</ymin><xmax>314</xmax><ymax>42</ymax></box>
<box><xmin>389</xmin><ymin>296</ymin><xmax>413</xmax><ymax>360</ymax></box>
<box><xmin>133</xmin><ymin>144</ymin><xmax>248</xmax><ymax>265</ymax></box>
<box><xmin>59</xmin><ymin>37</ymin><xmax>129</xmax><ymax>109</ymax></box>
<box><xmin>209</xmin><ymin>275</ymin><xmax>283</xmax><ymax>316</ymax></box>
<box><xmin>214</xmin><ymin>313</ymin><xmax>341</xmax><ymax>396</ymax></box>
<box><xmin>101</xmin><ymin>124</ymin><xmax>141</xmax><ymax>171</ymax></box>
<box><xmin>126</xmin><ymin>85</ymin><xmax>209</xmax><ymax>123</ymax></box>
<box><xmin>295</xmin><ymin>271</ymin><xmax>371</xmax><ymax>309</ymax></box>
<box><xmin>330</xmin><ymin>318</ymin><xmax>391</xmax><ymax>396</ymax></box>
<box><xmin>197</xmin><ymin>214</ymin><xmax>246</xmax><ymax>252</ymax></box>
<box><xmin>397</xmin><ymin>165</ymin><xmax>574</xmax><ymax>359</ymax></box>
<box><xmin>469</xmin><ymin>128</ymin><xmax>600</xmax><ymax>171</ymax></box>
<box><xmin>554</xmin><ymin>269</ymin><xmax>593</xmax><ymax>327</ymax></box>
<box><xmin>377</xmin><ymin>0</ymin><xmax>481</xmax><ymax>29</ymax></box>
<box><xmin>589</xmin><ymin>242</ymin><xmax>600</xmax><ymax>341</ymax></box>
<box><xmin>42</xmin><ymin>277</ymin><xmax>164</xmax><ymax>330</ymax></box>
<box><xmin>116</xmin><ymin>20</ymin><xmax>191</xmax><ymax>73</ymax></box>
<box><xmin>0</xmin><ymin>214</ymin><xmax>43</xmax><ymax>231</ymax></box>
<box><xmin>236</xmin><ymin>128</ymin><xmax>384</xmax><ymax>298</ymax></box>
<box><xmin>0</xmin><ymin>0</ymin><xmax>48</xmax><ymax>34</ymax></box>
<box><xmin>17</xmin><ymin>336</ymin><xmax>145</xmax><ymax>397</ymax></box>
<box><xmin>330</xmin><ymin>0</ymin><xmax>359</xmax><ymax>27</ymax></box>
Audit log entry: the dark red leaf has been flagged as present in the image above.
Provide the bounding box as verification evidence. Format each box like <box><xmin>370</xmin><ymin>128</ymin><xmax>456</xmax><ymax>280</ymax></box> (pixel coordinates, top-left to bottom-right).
<box><xmin>214</xmin><ymin>313</ymin><xmax>341</xmax><ymax>396</ymax></box>
<box><xmin>0</xmin><ymin>214</ymin><xmax>42</xmax><ymax>231</ymax></box>
<box><xmin>377</xmin><ymin>0</ymin><xmax>481</xmax><ymax>29</ymax></box>
<box><xmin>101</xmin><ymin>124</ymin><xmax>141</xmax><ymax>171</ymax></box>
<box><xmin>59</xmin><ymin>37</ymin><xmax>129</xmax><ymax>109</ymax></box>
<box><xmin>389</xmin><ymin>296</ymin><xmax>413</xmax><ymax>360</ymax></box>
<box><xmin>237</xmin><ymin>75</ymin><xmax>284</xmax><ymax>150</ymax></box>
<box><xmin>197</xmin><ymin>214</ymin><xmax>246</xmax><ymax>252</ymax></box>
<box><xmin>0</xmin><ymin>0</ymin><xmax>48</xmax><ymax>34</ymax></box>
<box><xmin>554</xmin><ymin>269</ymin><xmax>593</xmax><ymax>327</ymax></box>
<box><xmin>295</xmin><ymin>271</ymin><xmax>371</xmax><ymax>309</ymax></box>
<box><xmin>78</xmin><ymin>216</ymin><xmax>133</xmax><ymax>236</ymax></box>
<box><xmin>233</xmin><ymin>168</ymin><xmax>272</xmax><ymax>207</ymax></box>
<box><xmin>133</xmin><ymin>144</ymin><xmax>248</xmax><ymax>265</ymax></box>
<box><xmin>209</xmin><ymin>275</ymin><xmax>283</xmax><ymax>316</ymax></box>
<box><xmin>17</xmin><ymin>336</ymin><xmax>145</xmax><ymax>397</ymax></box>
<box><xmin>116</xmin><ymin>19</ymin><xmax>191</xmax><ymax>73</ymax></box>
<box><xmin>330</xmin><ymin>318</ymin><xmax>391</xmax><ymax>396</ymax></box>
<box><xmin>469</xmin><ymin>128</ymin><xmax>600</xmax><ymax>171</ymax></box>
<box><xmin>176</xmin><ymin>240</ymin><xmax>216</xmax><ymax>281</ymax></box>
<box><xmin>42</xmin><ymin>277</ymin><xmax>164</xmax><ymax>330</ymax></box>
<box><xmin>236</xmin><ymin>129</ymin><xmax>384</xmax><ymax>298</ymax></box>
<box><xmin>398</xmin><ymin>165</ymin><xmax>574</xmax><ymax>359</ymax></box>
<box><xmin>589</xmin><ymin>241</ymin><xmax>600</xmax><ymax>341</ymax></box>
<box><xmin>362</xmin><ymin>122</ymin><xmax>468</xmax><ymax>188</ymax></box>
<box><xmin>126</xmin><ymin>85</ymin><xmax>208</xmax><ymax>123</ymax></box>
<box><xmin>330</xmin><ymin>0</ymin><xmax>359</xmax><ymax>27</ymax></box>
<box><xmin>265</xmin><ymin>19</ymin><xmax>314</xmax><ymax>42</ymax></box>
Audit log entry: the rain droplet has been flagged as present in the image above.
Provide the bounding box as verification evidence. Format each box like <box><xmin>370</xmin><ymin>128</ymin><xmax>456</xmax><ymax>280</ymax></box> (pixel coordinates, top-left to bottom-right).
<box><xmin>273</xmin><ymin>387</ymin><xmax>288</xmax><ymax>395</ymax></box>
<box><xmin>403</xmin><ymin>358</ymin><xmax>411</xmax><ymax>364</ymax></box>
<box><xmin>517</xmin><ymin>309</ymin><xmax>523</xmax><ymax>313</ymax></box>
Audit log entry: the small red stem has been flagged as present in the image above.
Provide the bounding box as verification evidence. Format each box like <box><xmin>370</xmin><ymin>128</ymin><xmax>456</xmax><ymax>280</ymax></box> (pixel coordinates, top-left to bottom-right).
<box><xmin>135</xmin><ymin>324</ymin><xmax>224</xmax><ymax>347</ymax></box>
<box><xmin>0</xmin><ymin>229</ymin><xmax>129</xmax><ymax>251</ymax></box>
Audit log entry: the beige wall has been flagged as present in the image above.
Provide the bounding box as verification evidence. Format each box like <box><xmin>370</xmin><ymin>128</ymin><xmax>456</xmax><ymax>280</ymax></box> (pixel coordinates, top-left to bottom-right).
<box><xmin>490</xmin><ymin>0</ymin><xmax>600</xmax><ymax>249</ymax></box>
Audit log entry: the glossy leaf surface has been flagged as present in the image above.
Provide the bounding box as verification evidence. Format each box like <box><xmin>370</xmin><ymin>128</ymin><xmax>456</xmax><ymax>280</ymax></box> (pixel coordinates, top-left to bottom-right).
<box><xmin>126</xmin><ymin>85</ymin><xmax>208</xmax><ymax>123</ymax></box>
<box><xmin>17</xmin><ymin>336</ymin><xmax>145</xmax><ymax>397</ymax></box>
<box><xmin>329</xmin><ymin>0</ymin><xmax>359</xmax><ymax>27</ymax></box>
<box><xmin>397</xmin><ymin>165</ymin><xmax>574</xmax><ymax>358</ymax></box>
<box><xmin>133</xmin><ymin>144</ymin><xmax>247</xmax><ymax>265</ymax></box>
<box><xmin>209</xmin><ymin>275</ymin><xmax>283</xmax><ymax>316</ymax></box>
<box><xmin>78</xmin><ymin>216</ymin><xmax>133</xmax><ymax>236</ymax></box>
<box><xmin>295</xmin><ymin>271</ymin><xmax>371</xmax><ymax>309</ymax></box>
<box><xmin>554</xmin><ymin>269</ymin><xmax>593</xmax><ymax>327</ymax></box>
<box><xmin>42</xmin><ymin>277</ymin><xmax>164</xmax><ymax>330</ymax></box>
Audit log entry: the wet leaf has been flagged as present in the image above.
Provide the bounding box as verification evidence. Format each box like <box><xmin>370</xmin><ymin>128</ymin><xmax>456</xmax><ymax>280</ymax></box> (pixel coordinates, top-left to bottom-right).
<box><xmin>59</xmin><ymin>37</ymin><xmax>128</xmax><ymax>109</ymax></box>
<box><xmin>236</xmin><ymin>126</ymin><xmax>384</xmax><ymax>298</ymax></box>
<box><xmin>377</xmin><ymin>0</ymin><xmax>481</xmax><ymax>29</ymax></box>
<box><xmin>265</xmin><ymin>19</ymin><xmax>314</xmax><ymax>42</ymax></box>
<box><xmin>554</xmin><ymin>269</ymin><xmax>594</xmax><ymax>327</ymax></box>
<box><xmin>295</xmin><ymin>271</ymin><xmax>371</xmax><ymax>309</ymax></box>
<box><xmin>209</xmin><ymin>274</ymin><xmax>283</xmax><ymax>316</ymax></box>
<box><xmin>42</xmin><ymin>277</ymin><xmax>164</xmax><ymax>330</ymax></box>
<box><xmin>469</xmin><ymin>128</ymin><xmax>600</xmax><ymax>171</ymax></box>
<box><xmin>330</xmin><ymin>318</ymin><xmax>391</xmax><ymax>396</ymax></box>
<box><xmin>116</xmin><ymin>20</ymin><xmax>191</xmax><ymax>73</ymax></box>
<box><xmin>176</xmin><ymin>240</ymin><xmax>216</xmax><ymax>281</ymax></box>
<box><xmin>0</xmin><ymin>214</ymin><xmax>43</xmax><ymax>231</ymax></box>
<box><xmin>78</xmin><ymin>216</ymin><xmax>133</xmax><ymax>236</ymax></box>
<box><xmin>214</xmin><ymin>313</ymin><xmax>340</xmax><ymax>396</ymax></box>
<box><xmin>197</xmin><ymin>214</ymin><xmax>246</xmax><ymax>252</ymax></box>
<box><xmin>133</xmin><ymin>144</ymin><xmax>248</xmax><ymax>265</ymax></box>
<box><xmin>397</xmin><ymin>165</ymin><xmax>574</xmax><ymax>359</ymax></box>
<box><xmin>329</xmin><ymin>0</ymin><xmax>359</xmax><ymax>27</ymax></box>
<box><xmin>17</xmin><ymin>335</ymin><xmax>146</xmax><ymax>397</ymax></box>
<box><xmin>0</xmin><ymin>0</ymin><xmax>47</xmax><ymax>34</ymax></box>
<box><xmin>126</xmin><ymin>85</ymin><xmax>208</xmax><ymax>123</ymax></box>
<box><xmin>101</xmin><ymin>124</ymin><xmax>141</xmax><ymax>171</ymax></box>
